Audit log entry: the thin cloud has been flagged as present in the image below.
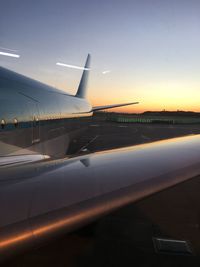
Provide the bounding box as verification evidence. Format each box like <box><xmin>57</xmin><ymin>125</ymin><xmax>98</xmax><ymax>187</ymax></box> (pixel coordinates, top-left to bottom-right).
<box><xmin>102</xmin><ymin>70</ymin><xmax>111</xmax><ymax>75</ymax></box>
<box><xmin>0</xmin><ymin>46</ymin><xmax>18</xmax><ymax>52</ymax></box>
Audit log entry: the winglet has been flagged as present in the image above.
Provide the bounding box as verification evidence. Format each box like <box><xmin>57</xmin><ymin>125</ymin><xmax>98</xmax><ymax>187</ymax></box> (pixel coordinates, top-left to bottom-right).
<box><xmin>76</xmin><ymin>54</ymin><xmax>91</xmax><ymax>98</ymax></box>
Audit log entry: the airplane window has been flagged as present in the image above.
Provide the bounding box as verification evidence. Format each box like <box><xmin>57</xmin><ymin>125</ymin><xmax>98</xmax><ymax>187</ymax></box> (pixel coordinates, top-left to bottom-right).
<box><xmin>33</xmin><ymin>117</ymin><xmax>39</xmax><ymax>122</ymax></box>
<box><xmin>14</xmin><ymin>118</ymin><xmax>18</xmax><ymax>128</ymax></box>
<box><xmin>1</xmin><ymin>119</ymin><xmax>6</xmax><ymax>129</ymax></box>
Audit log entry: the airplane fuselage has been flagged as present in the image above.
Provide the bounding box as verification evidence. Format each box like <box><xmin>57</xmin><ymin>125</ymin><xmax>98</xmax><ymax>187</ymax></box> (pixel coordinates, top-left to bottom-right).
<box><xmin>0</xmin><ymin>67</ymin><xmax>93</xmax><ymax>160</ymax></box>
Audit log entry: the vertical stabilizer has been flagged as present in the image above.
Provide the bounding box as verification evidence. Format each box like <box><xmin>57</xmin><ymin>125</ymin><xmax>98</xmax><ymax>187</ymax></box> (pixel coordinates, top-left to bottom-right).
<box><xmin>76</xmin><ymin>54</ymin><xmax>91</xmax><ymax>98</ymax></box>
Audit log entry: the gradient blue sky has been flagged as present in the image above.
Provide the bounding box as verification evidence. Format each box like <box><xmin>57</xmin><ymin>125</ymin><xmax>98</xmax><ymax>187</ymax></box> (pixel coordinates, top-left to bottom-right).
<box><xmin>1</xmin><ymin>0</ymin><xmax>200</xmax><ymax>112</ymax></box>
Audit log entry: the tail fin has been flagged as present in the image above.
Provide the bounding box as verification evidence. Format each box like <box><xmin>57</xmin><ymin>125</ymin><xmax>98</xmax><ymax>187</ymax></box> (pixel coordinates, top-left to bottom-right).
<box><xmin>76</xmin><ymin>54</ymin><xmax>91</xmax><ymax>98</ymax></box>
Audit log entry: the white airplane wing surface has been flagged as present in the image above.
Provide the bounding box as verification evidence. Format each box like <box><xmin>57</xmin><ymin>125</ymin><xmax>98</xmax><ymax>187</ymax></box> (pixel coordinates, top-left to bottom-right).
<box><xmin>1</xmin><ymin>134</ymin><xmax>200</xmax><ymax>259</ymax></box>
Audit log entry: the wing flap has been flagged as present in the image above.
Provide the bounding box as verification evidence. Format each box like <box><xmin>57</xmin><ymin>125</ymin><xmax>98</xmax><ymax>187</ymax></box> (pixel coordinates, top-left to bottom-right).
<box><xmin>0</xmin><ymin>154</ymin><xmax>49</xmax><ymax>167</ymax></box>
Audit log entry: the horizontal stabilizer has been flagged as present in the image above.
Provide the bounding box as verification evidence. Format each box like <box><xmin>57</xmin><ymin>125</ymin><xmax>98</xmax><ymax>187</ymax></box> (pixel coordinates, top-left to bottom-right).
<box><xmin>92</xmin><ymin>102</ymin><xmax>139</xmax><ymax>112</ymax></box>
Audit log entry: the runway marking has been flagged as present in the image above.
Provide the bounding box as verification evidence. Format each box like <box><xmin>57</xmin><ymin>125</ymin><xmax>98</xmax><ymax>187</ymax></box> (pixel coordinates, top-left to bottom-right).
<box><xmin>90</xmin><ymin>124</ymin><xmax>100</xmax><ymax>127</ymax></box>
<box><xmin>131</xmin><ymin>128</ymin><xmax>138</xmax><ymax>133</ymax></box>
<box><xmin>141</xmin><ymin>134</ymin><xmax>150</xmax><ymax>140</ymax></box>
<box><xmin>79</xmin><ymin>135</ymin><xmax>99</xmax><ymax>152</ymax></box>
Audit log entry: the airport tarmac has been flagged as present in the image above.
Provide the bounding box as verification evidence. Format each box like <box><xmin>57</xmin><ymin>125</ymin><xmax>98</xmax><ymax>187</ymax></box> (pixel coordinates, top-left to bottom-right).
<box><xmin>68</xmin><ymin>117</ymin><xmax>200</xmax><ymax>155</ymax></box>
<box><xmin>3</xmin><ymin>119</ymin><xmax>200</xmax><ymax>267</ymax></box>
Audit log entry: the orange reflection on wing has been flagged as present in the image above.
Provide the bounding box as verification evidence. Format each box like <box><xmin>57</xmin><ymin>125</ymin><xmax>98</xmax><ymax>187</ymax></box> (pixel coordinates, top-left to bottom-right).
<box><xmin>33</xmin><ymin>212</ymin><xmax>91</xmax><ymax>237</ymax></box>
<box><xmin>0</xmin><ymin>232</ymin><xmax>32</xmax><ymax>248</ymax></box>
<box><xmin>0</xmin><ymin>211</ymin><xmax>90</xmax><ymax>249</ymax></box>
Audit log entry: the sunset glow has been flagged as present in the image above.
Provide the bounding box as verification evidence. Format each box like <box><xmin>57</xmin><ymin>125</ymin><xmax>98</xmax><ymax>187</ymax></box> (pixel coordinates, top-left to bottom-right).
<box><xmin>1</xmin><ymin>1</ymin><xmax>200</xmax><ymax>113</ymax></box>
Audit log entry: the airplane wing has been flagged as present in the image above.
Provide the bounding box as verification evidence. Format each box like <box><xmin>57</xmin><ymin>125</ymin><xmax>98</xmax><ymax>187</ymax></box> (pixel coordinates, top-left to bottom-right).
<box><xmin>92</xmin><ymin>102</ymin><xmax>139</xmax><ymax>112</ymax></box>
<box><xmin>1</xmin><ymin>134</ymin><xmax>200</xmax><ymax>260</ymax></box>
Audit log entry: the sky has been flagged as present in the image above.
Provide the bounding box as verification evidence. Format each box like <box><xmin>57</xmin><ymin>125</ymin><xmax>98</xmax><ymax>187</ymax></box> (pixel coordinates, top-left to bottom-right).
<box><xmin>1</xmin><ymin>0</ymin><xmax>200</xmax><ymax>113</ymax></box>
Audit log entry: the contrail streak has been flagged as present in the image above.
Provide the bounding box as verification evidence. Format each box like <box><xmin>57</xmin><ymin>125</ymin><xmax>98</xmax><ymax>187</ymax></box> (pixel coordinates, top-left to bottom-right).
<box><xmin>56</xmin><ymin>62</ymin><xmax>90</xmax><ymax>71</ymax></box>
<box><xmin>0</xmin><ymin>51</ymin><xmax>20</xmax><ymax>58</ymax></box>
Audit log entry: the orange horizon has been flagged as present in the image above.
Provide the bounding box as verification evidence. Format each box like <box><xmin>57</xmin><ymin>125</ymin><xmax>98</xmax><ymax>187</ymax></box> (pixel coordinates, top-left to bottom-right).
<box><xmin>92</xmin><ymin>104</ymin><xmax>200</xmax><ymax>114</ymax></box>
<box><xmin>98</xmin><ymin>108</ymin><xmax>200</xmax><ymax>114</ymax></box>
